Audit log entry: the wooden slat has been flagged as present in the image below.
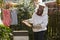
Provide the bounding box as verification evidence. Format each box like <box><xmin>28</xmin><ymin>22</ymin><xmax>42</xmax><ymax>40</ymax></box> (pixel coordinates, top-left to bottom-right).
<box><xmin>13</xmin><ymin>30</ymin><xmax>29</xmax><ymax>36</ymax></box>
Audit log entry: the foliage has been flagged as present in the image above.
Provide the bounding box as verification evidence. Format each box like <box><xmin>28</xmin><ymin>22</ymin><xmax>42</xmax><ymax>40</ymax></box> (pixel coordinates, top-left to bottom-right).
<box><xmin>12</xmin><ymin>0</ymin><xmax>34</xmax><ymax>30</ymax></box>
<box><xmin>10</xmin><ymin>0</ymin><xmax>34</xmax><ymax>40</ymax></box>
<box><xmin>0</xmin><ymin>25</ymin><xmax>12</xmax><ymax>40</ymax></box>
<box><xmin>56</xmin><ymin>0</ymin><xmax>60</xmax><ymax>4</ymax></box>
<box><xmin>17</xmin><ymin>1</ymin><xmax>34</xmax><ymax>40</ymax></box>
<box><xmin>0</xmin><ymin>0</ymin><xmax>3</xmax><ymax>4</ymax></box>
<box><xmin>47</xmin><ymin>2</ymin><xmax>60</xmax><ymax>40</ymax></box>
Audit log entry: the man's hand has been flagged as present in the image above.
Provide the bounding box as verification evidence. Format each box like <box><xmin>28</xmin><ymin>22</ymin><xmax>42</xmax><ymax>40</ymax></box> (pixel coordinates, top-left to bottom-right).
<box><xmin>22</xmin><ymin>20</ymin><xmax>32</xmax><ymax>27</ymax></box>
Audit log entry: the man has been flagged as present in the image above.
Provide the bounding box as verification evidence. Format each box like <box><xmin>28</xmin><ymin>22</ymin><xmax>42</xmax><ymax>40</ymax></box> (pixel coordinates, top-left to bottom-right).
<box><xmin>22</xmin><ymin>2</ymin><xmax>48</xmax><ymax>40</ymax></box>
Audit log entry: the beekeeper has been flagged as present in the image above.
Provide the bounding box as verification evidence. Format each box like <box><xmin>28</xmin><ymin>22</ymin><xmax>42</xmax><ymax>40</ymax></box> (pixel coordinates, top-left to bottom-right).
<box><xmin>22</xmin><ymin>1</ymin><xmax>48</xmax><ymax>40</ymax></box>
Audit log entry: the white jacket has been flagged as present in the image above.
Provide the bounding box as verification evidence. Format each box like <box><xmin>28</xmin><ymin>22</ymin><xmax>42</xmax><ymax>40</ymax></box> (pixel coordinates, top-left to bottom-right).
<box><xmin>29</xmin><ymin>5</ymin><xmax>48</xmax><ymax>32</ymax></box>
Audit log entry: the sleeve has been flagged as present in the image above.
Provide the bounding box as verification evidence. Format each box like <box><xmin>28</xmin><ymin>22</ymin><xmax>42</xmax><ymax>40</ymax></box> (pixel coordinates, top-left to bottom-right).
<box><xmin>41</xmin><ymin>16</ymin><xmax>48</xmax><ymax>28</ymax></box>
<box><xmin>32</xmin><ymin>5</ymin><xmax>39</xmax><ymax>14</ymax></box>
<box><xmin>41</xmin><ymin>7</ymin><xmax>48</xmax><ymax>27</ymax></box>
<box><xmin>42</xmin><ymin>6</ymin><xmax>48</xmax><ymax>16</ymax></box>
<box><xmin>28</xmin><ymin>18</ymin><xmax>33</xmax><ymax>24</ymax></box>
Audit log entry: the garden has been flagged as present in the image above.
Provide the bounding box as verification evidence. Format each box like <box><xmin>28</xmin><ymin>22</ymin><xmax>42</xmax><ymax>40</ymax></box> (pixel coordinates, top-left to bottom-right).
<box><xmin>0</xmin><ymin>0</ymin><xmax>60</xmax><ymax>40</ymax></box>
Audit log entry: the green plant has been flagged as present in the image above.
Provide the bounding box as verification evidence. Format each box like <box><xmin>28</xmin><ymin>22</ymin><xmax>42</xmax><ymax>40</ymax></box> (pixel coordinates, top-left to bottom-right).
<box><xmin>0</xmin><ymin>25</ymin><xmax>12</xmax><ymax>40</ymax></box>
<box><xmin>47</xmin><ymin>1</ymin><xmax>60</xmax><ymax>40</ymax></box>
<box><xmin>17</xmin><ymin>2</ymin><xmax>34</xmax><ymax>40</ymax></box>
<box><xmin>13</xmin><ymin>0</ymin><xmax>34</xmax><ymax>30</ymax></box>
<box><xmin>0</xmin><ymin>0</ymin><xmax>3</xmax><ymax>4</ymax></box>
<box><xmin>9</xmin><ymin>1</ymin><xmax>34</xmax><ymax>40</ymax></box>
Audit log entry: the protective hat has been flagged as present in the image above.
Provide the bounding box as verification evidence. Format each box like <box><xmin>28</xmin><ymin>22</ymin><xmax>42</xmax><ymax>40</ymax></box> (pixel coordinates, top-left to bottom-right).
<box><xmin>38</xmin><ymin>3</ymin><xmax>46</xmax><ymax>7</ymax></box>
<box><xmin>38</xmin><ymin>0</ymin><xmax>45</xmax><ymax>6</ymax></box>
